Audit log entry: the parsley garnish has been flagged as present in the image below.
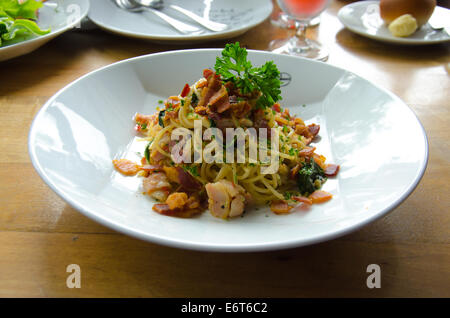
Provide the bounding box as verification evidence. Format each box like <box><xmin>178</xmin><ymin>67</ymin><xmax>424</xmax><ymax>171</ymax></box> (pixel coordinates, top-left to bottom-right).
<box><xmin>191</xmin><ymin>93</ymin><xmax>198</xmax><ymax>106</ymax></box>
<box><xmin>158</xmin><ymin>110</ymin><xmax>166</xmax><ymax>127</ymax></box>
<box><xmin>144</xmin><ymin>141</ymin><xmax>152</xmax><ymax>163</ymax></box>
<box><xmin>214</xmin><ymin>42</ymin><xmax>282</xmax><ymax>109</ymax></box>
<box><xmin>297</xmin><ymin>159</ymin><xmax>327</xmax><ymax>195</ymax></box>
<box><xmin>182</xmin><ymin>165</ymin><xmax>199</xmax><ymax>177</ymax></box>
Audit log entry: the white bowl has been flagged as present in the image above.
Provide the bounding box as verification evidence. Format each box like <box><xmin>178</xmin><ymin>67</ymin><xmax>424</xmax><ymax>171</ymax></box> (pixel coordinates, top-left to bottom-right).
<box><xmin>28</xmin><ymin>49</ymin><xmax>428</xmax><ymax>252</ymax></box>
<box><xmin>0</xmin><ymin>0</ymin><xmax>90</xmax><ymax>62</ymax></box>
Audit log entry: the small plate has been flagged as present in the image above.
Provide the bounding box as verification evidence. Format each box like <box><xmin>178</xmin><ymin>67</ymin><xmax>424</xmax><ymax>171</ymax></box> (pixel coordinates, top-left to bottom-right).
<box><xmin>0</xmin><ymin>0</ymin><xmax>90</xmax><ymax>62</ymax></box>
<box><xmin>338</xmin><ymin>1</ymin><xmax>450</xmax><ymax>45</ymax></box>
<box><xmin>88</xmin><ymin>0</ymin><xmax>273</xmax><ymax>42</ymax></box>
<box><xmin>29</xmin><ymin>49</ymin><xmax>428</xmax><ymax>252</ymax></box>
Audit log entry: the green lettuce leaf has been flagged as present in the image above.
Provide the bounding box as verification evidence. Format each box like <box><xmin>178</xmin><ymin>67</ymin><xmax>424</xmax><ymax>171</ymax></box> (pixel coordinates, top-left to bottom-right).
<box><xmin>0</xmin><ymin>0</ymin><xmax>43</xmax><ymax>20</ymax></box>
<box><xmin>0</xmin><ymin>1</ymin><xmax>50</xmax><ymax>46</ymax></box>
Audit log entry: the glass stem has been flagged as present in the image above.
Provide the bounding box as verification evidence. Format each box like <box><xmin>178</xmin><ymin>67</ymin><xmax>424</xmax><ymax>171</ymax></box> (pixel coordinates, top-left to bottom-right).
<box><xmin>295</xmin><ymin>22</ymin><xmax>308</xmax><ymax>41</ymax></box>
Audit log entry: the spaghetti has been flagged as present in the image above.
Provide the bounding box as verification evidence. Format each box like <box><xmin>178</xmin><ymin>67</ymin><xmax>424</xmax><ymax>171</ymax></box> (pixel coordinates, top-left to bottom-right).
<box><xmin>113</xmin><ymin>46</ymin><xmax>339</xmax><ymax>219</ymax></box>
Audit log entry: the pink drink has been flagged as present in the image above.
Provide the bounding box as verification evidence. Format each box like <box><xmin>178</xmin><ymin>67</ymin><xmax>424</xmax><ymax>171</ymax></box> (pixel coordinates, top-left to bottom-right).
<box><xmin>278</xmin><ymin>0</ymin><xmax>329</xmax><ymax>20</ymax></box>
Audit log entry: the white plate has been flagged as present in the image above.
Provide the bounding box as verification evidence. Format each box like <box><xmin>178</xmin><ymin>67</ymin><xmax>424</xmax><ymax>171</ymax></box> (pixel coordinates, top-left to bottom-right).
<box><xmin>338</xmin><ymin>1</ymin><xmax>450</xmax><ymax>45</ymax></box>
<box><xmin>0</xmin><ymin>0</ymin><xmax>90</xmax><ymax>62</ymax></box>
<box><xmin>28</xmin><ymin>49</ymin><xmax>428</xmax><ymax>252</ymax></box>
<box><xmin>88</xmin><ymin>0</ymin><xmax>273</xmax><ymax>42</ymax></box>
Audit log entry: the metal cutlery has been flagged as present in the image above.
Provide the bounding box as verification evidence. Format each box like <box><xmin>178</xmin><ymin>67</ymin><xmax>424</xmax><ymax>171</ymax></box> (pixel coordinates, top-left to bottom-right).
<box><xmin>132</xmin><ymin>0</ymin><xmax>228</xmax><ymax>32</ymax></box>
<box><xmin>114</xmin><ymin>0</ymin><xmax>204</xmax><ymax>34</ymax></box>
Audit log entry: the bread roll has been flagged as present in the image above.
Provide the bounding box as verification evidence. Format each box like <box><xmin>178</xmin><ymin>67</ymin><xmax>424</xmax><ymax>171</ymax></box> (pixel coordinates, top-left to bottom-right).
<box><xmin>380</xmin><ymin>0</ymin><xmax>436</xmax><ymax>27</ymax></box>
<box><xmin>388</xmin><ymin>14</ymin><xmax>418</xmax><ymax>37</ymax></box>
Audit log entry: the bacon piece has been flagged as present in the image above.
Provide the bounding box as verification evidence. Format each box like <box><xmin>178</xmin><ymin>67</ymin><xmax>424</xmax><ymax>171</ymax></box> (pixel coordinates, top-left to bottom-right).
<box><xmin>324</xmin><ymin>164</ymin><xmax>340</xmax><ymax>177</ymax></box>
<box><xmin>207</xmin><ymin>111</ymin><xmax>221</xmax><ymax>122</ymax></box>
<box><xmin>203</xmin><ymin>69</ymin><xmax>214</xmax><ymax>79</ymax></box>
<box><xmin>186</xmin><ymin>196</ymin><xmax>201</xmax><ymax>209</ymax></box>
<box><xmin>165</xmin><ymin>108</ymin><xmax>179</xmax><ymax>119</ymax></box>
<box><xmin>294</xmin><ymin>117</ymin><xmax>305</xmax><ymax>126</ymax></box>
<box><xmin>141</xmin><ymin>164</ymin><xmax>163</xmax><ymax>172</ymax></box>
<box><xmin>270</xmin><ymin>200</ymin><xmax>293</xmax><ymax>214</ymax></box>
<box><xmin>143</xmin><ymin>172</ymin><xmax>171</xmax><ymax>195</ymax></box>
<box><xmin>253</xmin><ymin>109</ymin><xmax>271</xmax><ymax>138</ymax></box>
<box><xmin>313</xmin><ymin>153</ymin><xmax>327</xmax><ymax>170</ymax></box>
<box><xmin>162</xmin><ymin>166</ymin><xmax>180</xmax><ymax>183</ymax></box>
<box><xmin>152</xmin><ymin>203</ymin><xmax>171</xmax><ymax>214</ymax></box>
<box><xmin>292</xmin><ymin>196</ymin><xmax>313</xmax><ymax>205</ymax></box>
<box><xmin>196</xmin><ymin>79</ymin><xmax>208</xmax><ymax>89</ymax></box>
<box><xmin>166</xmin><ymin>192</ymin><xmax>188</xmax><ymax>210</ymax></box>
<box><xmin>152</xmin><ymin>203</ymin><xmax>203</xmax><ymax>218</ymax></box>
<box><xmin>275</xmin><ymin>115</ymin><xmax>290</xmax><ymax>126</ymax></box>
<box><xmin>215</xmin><ymin>118</ymin><xmax>236</xmax><ymax>131</ymax></box>
<box><xmin>150</xmin><ymin>150</ymin><xmax>166</xmax><ymax>164</ymax></box>
<box><xmin>210</xmin><ymin>86</ymin><xmax>230</xmax><ymax>113</ymax></box>
<box><xmin>180</xmin><ymin>83</ymin><xmax>190</xmax><ymax>97</ymax></box>
<box><xmin>205</xmin><ymin>180</ymin><xmax>247</xmax><ymax>219</ymax></box>
<box><xmin>231</xmin><ymin>101</ymin><xmax>251</xmax><ymax>118</ymax></box>
<box><xmin>113</xmin><ymin>159</ymin><xmax>140</xmax><ymax>176</ymax></box>
<box><xmin>289</xmin><ymin>163</ymin><xmax>301</xmax><ymax>180</ymax></box>
<box><xmin>295</xmin><ymin>123</ymin><xmax>320</xmax><ymax>144</ymax></box>
<box><xmin>298</xmin><ymin>146</ymin><xmax>316</xmax><ymax>157</ymax></box>
<box><xmin>272</xmin><ymin>103</ymin><xmax>281</xmax><ymax>113</ymax></box>
<box><xmin>134</xmin><ymin>113</ymin><xmax>154</xmax><ymax>125</ymax></box>
<box><xmin>307</xmin><ymin>124</ymin><xmax>320</xmax><ymax>138</ymax></box>
<box><xmin>290</xmin><ymin>203</ymin><xmax>311</xmax><ymax>213</ymax></box>
<box><xmin>309</xmin><ymin>190</ymin><xmax>333</xmax><ymax>204</ymax></box>
<box><xmin>198</xmin><ymin>72</ymin><xmax>222</xmax><ymax>107</ymax></box>
<box><xmin>281</xmin><ymin>108</ymin><xmax>291</xmax><ymax>120</ymax></box>
<box><xmin>175</xmin><ymin>167</ymin><xmax>201</xmax><ymax>193</ymax></box>
<box><xmin>295</xmin><ymin>124</ymin><xmax>308</xmax><ymax>136</ymax></box>
<box><xmin>253</xmin><ymin>109</ymin><xmax>268</xmax><ymax>128</ymax></box>
<box><xmin>165</xmin><ymin>97</ymin><xmax>181</xmax><ymax>109</ymax></box>
<box><xmin>152</xmin><ymin>193</ymin><xmax>205</xmax><ymax>218</ymax></box>
<box><xmin>194</xmin><ymin>105</ymin><xmax>208</xmax><ymax>116</ymax></box>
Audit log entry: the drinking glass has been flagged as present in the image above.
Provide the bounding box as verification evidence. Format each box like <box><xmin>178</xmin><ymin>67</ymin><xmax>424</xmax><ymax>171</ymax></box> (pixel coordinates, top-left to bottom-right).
<box><xmin>269</xmin><ymin>0</ymin><xmax>330</xmax><ymax>61</ymax></box>
<box><xmin>270</xmin><ymin>11</ymin><xmax>321</xmax><ymax>29</ymax></box>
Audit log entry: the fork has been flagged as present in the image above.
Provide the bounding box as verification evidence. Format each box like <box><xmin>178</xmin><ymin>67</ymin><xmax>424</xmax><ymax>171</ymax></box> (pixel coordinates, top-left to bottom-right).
<box><xmin>114</xmin><ymin>0</ymin><xmax>204</xmax><ymax>35</ymax></box>
<box><xmin>133</xmin><ymin>0</ymin><xmax>228</xmax><ymax>32</ymax></box>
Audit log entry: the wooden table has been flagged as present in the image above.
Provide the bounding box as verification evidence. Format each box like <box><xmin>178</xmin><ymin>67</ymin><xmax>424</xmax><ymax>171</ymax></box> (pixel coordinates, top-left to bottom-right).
<box><xmin>1</xmin><ymin>0</ymin><xmax>449</xmax><ymax>298</ymax></box>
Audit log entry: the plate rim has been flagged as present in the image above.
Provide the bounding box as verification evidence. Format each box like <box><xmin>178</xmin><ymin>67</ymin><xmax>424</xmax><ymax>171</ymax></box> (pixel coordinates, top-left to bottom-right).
<box><xmin>338</xmin><ymin>1</ymin><xmax>450</xmax><ymax>45</ymax></box>
<box><xmin>28</xmin><ymin>49</ymin><xmax>429</xmax><ymax>252</ymax></box>
<box><xmin>87</xmin><ymin>0</ymin><xmax>273</xmax><ymax>42</ymax></box>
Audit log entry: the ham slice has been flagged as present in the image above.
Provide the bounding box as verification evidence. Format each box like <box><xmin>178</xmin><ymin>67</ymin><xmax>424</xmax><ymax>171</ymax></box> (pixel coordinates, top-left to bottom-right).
<box><xmin>175</xmin><ymin>167</ymin><xmax>202</xmax><ymax>193</ymax></box>
<box><xmin>298</xmin><ymin>146</ymin><xmax>316</xmax><ymax>157</ymax></box>
<box><xmin>205</xmin><ymin>180</ymin><xmax>248</xmax><ymax>219</ymax></box>
<box><xmin>309</xmin><ymin>190</ymin><xmax>333</xmax><ymax>204</ymax></box>
<box><xmin>143</xmin><ymin>172</ymin><xmax>170</xmax><ymax>194</ymax></box>
<box><xmin>324</xmin><ymin>164</ymin><xmax>340</xmax><ymax>177</ymax></box>
<box><xmin>270</xmin><ymin>200</ymin><xmax>293</xmax><ymax>214</ymax></box>
<box><xmin>113</xmin><ymin>159</ymin><xmax>140</xmax><ymax>176</ymax></box>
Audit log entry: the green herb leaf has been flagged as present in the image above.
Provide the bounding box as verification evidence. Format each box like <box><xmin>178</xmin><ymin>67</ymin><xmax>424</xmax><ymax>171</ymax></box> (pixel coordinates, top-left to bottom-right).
<box><xmin>297</xmin><ymin>159</ymin><xmax>326</xmax><ymax>195</ymax></box>
<box><xmin>158</xmin><ymin>110</ymin><xmax>166</xmax><ymax>127</ymax></box>
<box><xmin>144</xmin><ymin>142</ymin><xmax>151</xmax><ymax>164</ymax></box>
<box><xmin>0</xmin><ymin>0</ymin><xmax>51</xmax><ymax>47</ymax></box>
<box><xmin>214</xmin><ymin>42</ymin><xmax>282</xmax><ymax>109</ymax></box>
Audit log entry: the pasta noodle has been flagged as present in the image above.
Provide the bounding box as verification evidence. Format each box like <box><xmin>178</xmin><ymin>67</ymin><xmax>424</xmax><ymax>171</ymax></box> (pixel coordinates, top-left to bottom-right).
<box><xmin>114</xmin><ymin>63</ymin><xmax>339</xmax><ymax>219</ymax></box>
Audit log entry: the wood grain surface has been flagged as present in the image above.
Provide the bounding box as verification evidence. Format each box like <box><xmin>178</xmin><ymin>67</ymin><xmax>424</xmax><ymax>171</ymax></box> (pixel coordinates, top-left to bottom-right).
<box><xmin>0</xmin><ymin>0</ymin><xmax>449</xmax><ymax>297</ymax></box>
